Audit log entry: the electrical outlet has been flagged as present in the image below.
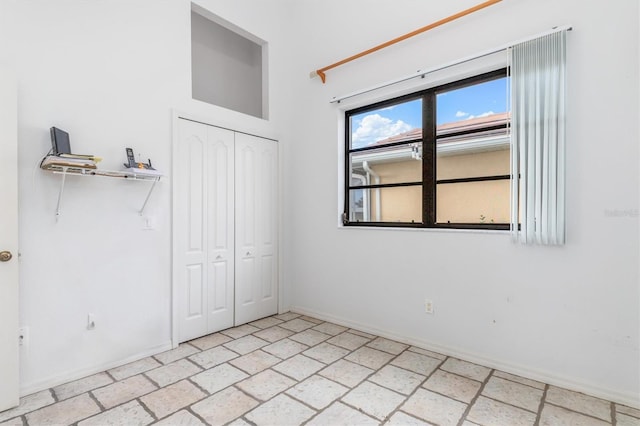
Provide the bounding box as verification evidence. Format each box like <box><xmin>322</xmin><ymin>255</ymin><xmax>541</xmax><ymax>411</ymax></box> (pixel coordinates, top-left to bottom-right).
<box><xmin>424</xmin><ymin>299</ymin><xmax>434</xmax><ymax>314</ymax></box>
<box><xmin>19</xmin><ymin>326</ymin><xmax>29</xmax><ymax>346</ymax></box>
<box><xmin>87</xmin><ymin>314</ymin><xmax>96</xmax><ymax>330</ymax></box>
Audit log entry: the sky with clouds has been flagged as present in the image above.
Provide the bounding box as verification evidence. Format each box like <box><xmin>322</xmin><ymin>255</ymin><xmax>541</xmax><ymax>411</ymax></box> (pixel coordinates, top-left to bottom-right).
<box><xmin>351</xmin><ymin>77</ymin><xmax>507</xmax><ymax>148</ymax></box>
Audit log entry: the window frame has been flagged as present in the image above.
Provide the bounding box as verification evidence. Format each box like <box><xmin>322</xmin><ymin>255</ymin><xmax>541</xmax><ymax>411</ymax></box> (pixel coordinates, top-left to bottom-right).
<box><xmin>343</xmin><ymin>68</ymin><xmax>510</xmax><ymax>231</ymax></box>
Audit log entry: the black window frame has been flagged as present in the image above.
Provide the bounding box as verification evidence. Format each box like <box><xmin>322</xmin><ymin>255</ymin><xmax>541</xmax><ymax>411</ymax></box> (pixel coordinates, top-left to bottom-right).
<box><xmin>344</xmin><ymin>68</ymin><xmax>510</xmax><ymax>231</ymax></box>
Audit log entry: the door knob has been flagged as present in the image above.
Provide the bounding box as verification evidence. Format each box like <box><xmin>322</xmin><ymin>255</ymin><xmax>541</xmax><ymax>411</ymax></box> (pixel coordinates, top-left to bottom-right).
<box><xmin>0</xmin><ymin>251</ymin><xmax>13</xmax><ymax>262</ymax></box>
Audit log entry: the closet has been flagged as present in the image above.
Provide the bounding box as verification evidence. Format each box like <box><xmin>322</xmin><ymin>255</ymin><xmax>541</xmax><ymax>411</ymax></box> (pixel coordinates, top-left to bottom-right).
<box><xmin>174</xmin><ymin>118</ymin><xmax>278</xmax><ymax>343</ymax></box>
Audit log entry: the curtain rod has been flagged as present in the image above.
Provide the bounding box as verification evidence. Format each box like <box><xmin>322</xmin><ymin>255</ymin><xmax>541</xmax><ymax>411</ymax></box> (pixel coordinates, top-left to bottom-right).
<box><xmin>329</xmin><ymin>25</ymin><xmax>572</xmax><ymax>105</ymax></box>
<box><xmin>310</xmin><ymin>0</ymin><xmax>502</xmax><ymax>84</ymax></box>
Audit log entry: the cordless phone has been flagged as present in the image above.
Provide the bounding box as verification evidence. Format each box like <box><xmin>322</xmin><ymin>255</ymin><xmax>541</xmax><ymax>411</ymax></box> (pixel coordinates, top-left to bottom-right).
<box><xmin>124</xmin><ymin>148</ymin><xmax>135</xmax><ymax>168</ymax></box>
<box><xmin>124</xmin><ymin>147</ymin><xmax>155</xmax><ymax>170</ymax></box>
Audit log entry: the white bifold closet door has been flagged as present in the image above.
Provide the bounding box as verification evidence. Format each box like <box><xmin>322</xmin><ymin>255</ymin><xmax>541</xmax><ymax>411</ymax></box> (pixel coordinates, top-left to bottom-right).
<box><xmin>234</xmin><ymin>133</ymin><xmax>278</xmax><ymax>325</ymax></box>
<box><xmin>175</xmin><ymin>119</ymin><xmax>278</xmax><ymax>343</ymax></box>
<box><xmin>176</xmin><ymin>120</ymin><xmax>235</xmax><ymax>342</ymax></box>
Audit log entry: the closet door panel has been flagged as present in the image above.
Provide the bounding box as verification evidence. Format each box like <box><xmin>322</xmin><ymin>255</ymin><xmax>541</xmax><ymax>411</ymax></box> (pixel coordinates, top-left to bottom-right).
<box><xmin>187</xmin><ymin>140</ymin><xmax>204</xmax><ymax>254</ymax></box>
<box><xmin>177</xmin><ymin>120</ymin><xmax>209</xmax><ymax>341</ymax></box>
<box><xmin>177</xmin><ymin>119</ymin><xmax>235</xmax><ymax>342</ymax></box>
<box><xmin>238</xmin><ymin>255</ymin><xmax>256</xmax><ymax>304</ymax></box>
<box><xmin>237</xmin><ymin>145</ymin><xmax>256</xmax><ymax>248</ymax></box>
<box><xmin>209</xmin><ymin>261</ymin><xmax>228</xmax><ymax>311</ymax></box>
<box><xmin>261</xmin><ymin>255</ymin><xmax>274</xmax><ymax>299</ymax></box>
<box><xmin>205</xmin><ymin>126</ymin><xmax>235</xmax><ymax>333</ymax></box>
<box><xmin>258</xmin><ymin>144</ymin><xmax>277</xmax><ymax>306</ymax></box>
<box><xmin>186</xmin><ymin>265</ymin><xmax>205</xmax><ymax>318</ymax></box>
<box><xmin>235</xmin><ymin>141</ymin><xmax>258</xmax><ymax>321</ymax></box>
<box><xmin>235</xmin><ymin>133</ymin><xmax>278</xmax><ymax>325</ymax></box>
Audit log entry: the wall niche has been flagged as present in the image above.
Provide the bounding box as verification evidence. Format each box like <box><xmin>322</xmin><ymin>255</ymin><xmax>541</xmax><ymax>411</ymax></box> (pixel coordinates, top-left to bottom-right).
<box><xmin>191</xmin><ymin>4</ymin><xmax>268</xmax><ymax>119</ymax></box>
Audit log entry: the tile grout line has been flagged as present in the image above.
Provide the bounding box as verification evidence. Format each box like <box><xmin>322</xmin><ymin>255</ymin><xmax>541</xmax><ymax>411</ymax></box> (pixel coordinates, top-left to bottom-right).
<box><xmin>183</xmin><ymin>405</ymin><xmax>211</xmax><ymax>425</ymax></box>
<box><xmin>185</xmin><ymin>375</ymin><xmax>211</xmax><ymax>398</ymax></box>
<box><xmin>239</xmin><ymin>414</ymin><xmax>258</xmax><ymax>425</ymax></box>
<box><xmin>135</xmin><ymin>397</ymin><xmax>158</xmax><ymax>423</ymax></box>
<box><xmin>533</xmin><ymin>384</ymin><xmax>549</xmax><ymax>426</ymax></box>
<box><xmin>611</xmin><ymin>401</ymin><xmax>617</xmax><ymax>425</ymax></box>
<box><xmin>544</xmin><ymin>401</ymin><xmax>616</xmax><ymax>424</ymax></box>
<box><xmin>86</xmin><ymin>375</ymin><xmax>161</xmax><ymax>420</ymax></box>
<box><xmin>341</xmin><ymin>339</ymin><xmax>446</xmax><ymax>424</ymax></box>
<box><xmin>141</xmin><ymin>371</ymin><xmax>162</xmax><ymax>389</ymax></box>
<box><xmin>480</xmin><ymin>394</ymin><xmax>541</xmax><ymax>416</ymax></box>
<box><xmin>322</xmin><ymin>399</ymin><xmax>384</xmax><ymax>425</ymax></box>
<box><xmin>49</xmin><ymin>387</ymin><xmax>59</xmax><ymax>404</ymax></box>
<box><xmin>182</xmin><ymin>355</ymin><xmax>207</xmax><ymax>374</ymax></box>
<box><xmin>103</xmin><ymin>370</ymin><xmax>117</xmax><ymax>383</ymax></box>
<box><xmin>377</xmin><ymin>350</ymin><xmax>448</xmax><ymax>424</ymax></box>
<box><xmin>492</xmin><ymin>373</ymin><xmax>546</xmax><ymax>392</ymax></box>
<box><xmin>471</xmin><ymin>370</ymin><xmax>545</xmax><ymax>416</ymax></box>
<box><xmin>455</xmin><ymin>366</ymin><xmax>494</xmax><ymax>426</ymax></box>
<box><xmin>86</xmin><ymin>390</ymin><xmax>106</xmax><ymax>412</ymax></box>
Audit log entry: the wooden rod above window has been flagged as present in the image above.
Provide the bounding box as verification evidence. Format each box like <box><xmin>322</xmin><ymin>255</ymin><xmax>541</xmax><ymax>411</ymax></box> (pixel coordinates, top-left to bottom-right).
<box><xmin>310</xmin><ymin>0</ymin><xmax>502</xmax><ymax>83</ymax></box>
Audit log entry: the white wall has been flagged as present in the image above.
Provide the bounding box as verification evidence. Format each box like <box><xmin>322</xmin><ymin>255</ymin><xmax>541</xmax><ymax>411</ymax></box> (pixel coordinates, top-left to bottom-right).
<box><xmin>0</xmin><ymin>0</ymin><xmax>290</xmax><ymax>395</ymax></box>
<box><xmin>0</xmin><ymin>0</ymin><xmax>188</xmax><ymax>394</ymax></box>
<box><xmin>282</xmin><ymin>0</ymin><xmax>639</xmax><ymax>408</ymax></box>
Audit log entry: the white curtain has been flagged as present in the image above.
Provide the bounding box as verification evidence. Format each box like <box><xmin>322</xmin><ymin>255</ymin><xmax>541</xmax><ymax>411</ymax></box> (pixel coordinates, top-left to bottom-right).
<box><xmin>510</xmin><ymin>30</ymin><xmax>567</xmax><ymax>245</ymax></box>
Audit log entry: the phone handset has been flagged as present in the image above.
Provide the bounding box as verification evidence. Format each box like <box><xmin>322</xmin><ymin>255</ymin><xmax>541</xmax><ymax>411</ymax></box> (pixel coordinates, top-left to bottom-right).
<box><xmin>124</xmin><ymin>147</ymin><xmax>135</xmax><ymax>168</ymax></box>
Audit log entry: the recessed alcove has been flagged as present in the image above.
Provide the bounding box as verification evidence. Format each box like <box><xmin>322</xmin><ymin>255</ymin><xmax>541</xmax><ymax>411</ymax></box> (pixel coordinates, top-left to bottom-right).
<box><xmin>191</xmin><ymin>4</ymin><xmax>268</xmax><ymax>119</ymax></box>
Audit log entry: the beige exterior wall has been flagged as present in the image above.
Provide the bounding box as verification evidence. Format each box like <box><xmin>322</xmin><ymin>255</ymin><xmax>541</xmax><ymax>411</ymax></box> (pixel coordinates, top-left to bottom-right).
<box><xmin>437</xmin><ymin>148</ymin><xmax>510</xmax><ymax>223</ymax></box>
<box><xmin>364</xmin><ymin>147</ymin><xmax>510</xmax><ymax>223</ymax></box>
<box><xmin>369</xmin><ymin>159</ymin><xmax>421</xmax><ymax>222</ymax></box>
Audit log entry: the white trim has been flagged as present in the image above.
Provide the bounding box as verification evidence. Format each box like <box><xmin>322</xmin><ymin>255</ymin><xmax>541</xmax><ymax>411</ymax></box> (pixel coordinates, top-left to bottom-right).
<box><xmin>19</xmin><ymin>341</ymin><xmax>173</xmax><ymax>397</ymax></box>
<box><xmin>330</xmin><ymin>25</ymin><xmax>572</xmax><ymax>104</ymax></box>
<box><xmin>290</xmin><ymin>306</ymin><xmax>640</xmax><ymax>409</ymax></box>
<box><xmin>438</xmin><ymin>135</ymin><xmax>509</xmax><ymax>156</ymax></box>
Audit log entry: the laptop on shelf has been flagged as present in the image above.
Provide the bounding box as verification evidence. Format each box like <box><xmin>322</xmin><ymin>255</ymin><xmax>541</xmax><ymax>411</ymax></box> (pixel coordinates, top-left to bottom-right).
<box><xmin>50</xmin><ymin>127</ymin><xmax>94</xmax><ymax>158</ymax></box>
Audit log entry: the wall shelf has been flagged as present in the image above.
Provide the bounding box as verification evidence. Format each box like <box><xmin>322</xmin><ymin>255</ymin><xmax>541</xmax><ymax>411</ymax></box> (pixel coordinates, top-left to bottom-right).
<box><xmin>41</xmin><ymin>162</ymin><xmax>162</xmax><ymax>220</ymax></box>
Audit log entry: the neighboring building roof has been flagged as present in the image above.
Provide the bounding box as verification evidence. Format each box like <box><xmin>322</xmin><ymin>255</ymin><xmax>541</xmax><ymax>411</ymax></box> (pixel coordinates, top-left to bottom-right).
<box><xmin>352</xmin><ymin>112</ymin><xmax>510</xmax><ymax>165</ymax></box>
<box><xmin>372</xmin><ymin>112</ymin><xmax>510</xmax><ymax>146</ymax></box>
<box><xmin>438</xmin><ymin>112</ymin><xmax>509</xmax><ymax>136</ymax></box>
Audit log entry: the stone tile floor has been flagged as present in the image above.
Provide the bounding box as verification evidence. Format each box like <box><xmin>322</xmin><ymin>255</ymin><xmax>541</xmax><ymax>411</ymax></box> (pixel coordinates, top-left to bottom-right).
<box><xmin>1</xmin><ymin>312</ymin><xmax>638</xmax><ymax>425</ymax></box>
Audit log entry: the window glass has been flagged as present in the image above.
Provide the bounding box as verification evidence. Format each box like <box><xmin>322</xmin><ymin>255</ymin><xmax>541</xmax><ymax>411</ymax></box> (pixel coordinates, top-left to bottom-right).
<box><xmin>349</xmin><ymin>99</ymin><xmax>422</xmax><ymax>149</ymax></box>
<box><xmin>434</xmin><ymin>75</ymin><xmax>509</xmax><ymax>225</ymax></box>
<box><xmin>436</xmin><ymin>180</ymin><xmax>510</xmax><ymax>224</ymax></box>
<box><xmin>436</xmin><ymin>77</ymin><xmax>508</xmax><ymax>128</ymax></box>
<box><xmin>348</xmin><ymin>186</ymin><xmax>422</xmax><ymax>223</ymax></box>
<box><xmin>350</xmin><ymin>143</ymin><xmax>423</xmax><ymax>186</ymax></box>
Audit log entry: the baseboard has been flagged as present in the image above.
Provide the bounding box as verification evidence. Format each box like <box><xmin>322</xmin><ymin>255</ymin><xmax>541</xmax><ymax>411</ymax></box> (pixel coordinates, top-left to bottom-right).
<box><xmin>19</xmin><ymin>341</ymin><xmax>173</xmax><ymax>397</ymax></box>
<box><xmin>291</xmin><ymin>305</ymin><xmax>640</xmax><ymax>410</ymax></box>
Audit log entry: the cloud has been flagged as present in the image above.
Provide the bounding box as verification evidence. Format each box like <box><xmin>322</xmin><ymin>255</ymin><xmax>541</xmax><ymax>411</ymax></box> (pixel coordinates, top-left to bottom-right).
<box><xmin>455</xmin><ymin>111</ymin><xmax>469</xmax><ymax>118</ymax></box>
<box><xmin>352</xmin><ymin>114</ymin><xmax>413</xmax><ymax>147</ymax></box>
<box><xmin>467</xmin><ymin>110</ymin><xmax>495</xmax><ymax>120</ymax></box>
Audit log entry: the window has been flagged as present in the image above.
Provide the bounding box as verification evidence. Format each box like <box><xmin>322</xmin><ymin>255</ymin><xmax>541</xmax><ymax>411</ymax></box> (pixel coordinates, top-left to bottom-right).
<box><xmin>344</xmin><ymin>68</ymin><xmax>510</xmax><ymax>230</ymax></box>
